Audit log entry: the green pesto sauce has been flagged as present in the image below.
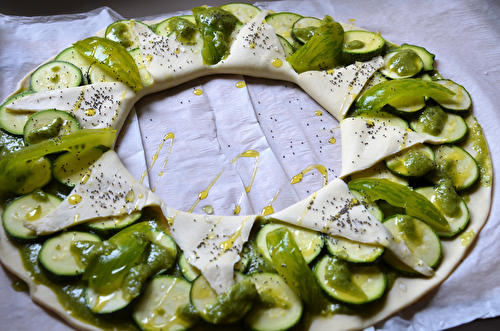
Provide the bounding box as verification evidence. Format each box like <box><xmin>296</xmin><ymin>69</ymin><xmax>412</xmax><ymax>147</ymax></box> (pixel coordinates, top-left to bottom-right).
<box><xmin>325</xmin><ymin>257</ymin><xmax>367</xmax><ymax>300</ymax></box>
<box><xmin>294</xmin><ymin>27</ymin><xmax>318</xmax><ymax>43</ymax></box>
<box><xmin>193</xmin><ymin>6</ymin><xmax>238</xmax><ymax>65</ymax></box>
<box><xmin>418</xmin><ymin>104</ymin><xmax>447</xmax><ymax>135</ymax></box>
<box><xmin>0</xmin><ymin>129</ymin><xmax>24</xmax><ymax>157</ymax></box>
<box><xmin>168</xmin><ymin>17</ymin><xmax>198</xmax><ymax>43</ymax></box>
<box><xmin>11</xmin><ymin>279</ymin><xmax>29</xmax><ymax>292</ymax></box>
<box><xmin>18</xmin><ymin>242</ymin><xmax>140</xmax><ymax>331</ymax></box>
<box><xmin>26</xmin><ymin>117</ymin><xmax>64</xmax><ymax>144</ymax></box>
<box><xmin>106</xmin><ymin>22</ymin><xmax>134</xmax><ymax>48</ymax></box>
<box><xmin>435</xmin><ymin>179</ymin><xmax>461</xmax><ymax>217</ymax></box>
<box><xmin>395</xmin><ymin>215</ymin><xmax>421</xmax><ymax>243</ymax></box>
<box><xmin>468</xmin><ymin>118</ymin><xmax>493</xmax><ymax>187</ymax></box>
<box><xmin>387</xmin><ymin>49</ymin><xmax>422</xmax><ymax>76</ymax></box>
<box><xmin>403</xmin><ymin>150</ymin><xmax>433</xmax><ymax>176</ymax></box>
<box><xmin>205</xmin><ymin>280</ymin><xmax>257</xmax><ymax>324</ymax></box>
<box><xmin>344</xmin><ymin>39</ymin><xmax>365</xmax><ymax>50</ymax></box>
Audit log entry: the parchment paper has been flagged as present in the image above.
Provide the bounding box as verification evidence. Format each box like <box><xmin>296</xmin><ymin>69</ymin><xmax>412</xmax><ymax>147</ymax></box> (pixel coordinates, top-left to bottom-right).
<box><xmin>0</xmin><ymin>1</ymin><xmax>499</xmax><ymax>330</ymax></box>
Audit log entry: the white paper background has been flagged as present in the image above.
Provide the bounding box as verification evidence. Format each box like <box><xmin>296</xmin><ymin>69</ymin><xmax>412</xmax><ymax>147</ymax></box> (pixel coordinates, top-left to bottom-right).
<box><xmin>0</xmin><ymin>1</ymin><xmax>499</xmax><ymax>330</ymax></box>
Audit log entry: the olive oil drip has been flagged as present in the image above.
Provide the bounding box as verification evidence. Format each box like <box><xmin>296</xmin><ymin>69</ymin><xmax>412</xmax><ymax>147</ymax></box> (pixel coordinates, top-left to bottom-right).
<box><xmin>290</xmin><ymin>164</ymin><xmax>329</xmax><ymax>188</ymax></box>
<box><xmin>188</xmin><ymin>150</ymin><xmax>260</xmax><ymax>213</ymax></box>
<box><xmin>219</xmin><ymin>216</ymin><xmax>253</xmax><ymax>252</ymax></box>
<box><xmin>261</xmin><ymin>189</ymin><xmax>281</xmax><ymax>216</ymax></box>
<box><xmin>140</xmin><ymin>133</ymin><xmax>175</xmax><ymax>192</ymax></box>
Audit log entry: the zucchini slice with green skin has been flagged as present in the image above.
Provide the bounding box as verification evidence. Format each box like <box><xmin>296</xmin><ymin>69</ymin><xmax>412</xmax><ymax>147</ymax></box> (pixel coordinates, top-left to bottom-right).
<box><xmin>432</xmin><ymin>79</ymin><xmax>472</xmax><ymax>112</ymax></box>
<box><xmin>341</xmin><ymin>30</ymin><xmax>385</xmax><ymax>63</ymax></box>
<box><xmin>179</xmin><ymin>252</ymin><xmax>201</xmax><ymax>282</ymax></box>
<box><xmin>133</xmin><ymin>276</ymin><xmax>195</xmax><ymax>331</ymax></box>
<box><xmin>385</xmin><ymin>144</ymin><xmax>435</xmax><ymax>178</ymax></box>
<box><xmin>265</xmin><ymin>12</ymin><xmax>303</xmax><ymax>50</ymax></box>
<box><xmin>55</xmin><ymin>46</ymin><xmax>93</xmax><ymax>84</ymax></box>
<box><xmin>105</xmin><ymin>19</ymin><xmax>150</xmax><ymax>50</ymax></box>
<box><xmin>86</xmin><ymin>285</ymin><xmax>131</xmax><ymax>314</ymax></box>
<box><xmin>87</xmin><ymin>63</ymin><xmax>117</xmax><ymax>84</ymax></box>
<box><xmin>387</xmin><ymin>95</ymin><xmax>426</xmax><ymax>114</ymax></box>
<box><xmin>0</xmin><ymin>91</ymin><xmax>36</xmax><ymax>135</ymax></box>
<box><xmin>52</xmin><ymin>147</ymin><xmax>105</xmax><ymax>187</ymax></box>
<box><xmin>382</xmin><ymin>214</ymin><xmax>442</xmax><ymax>275</ymax></box>
<box><xmin>154</xmin><ymin>15</ymin><xmax>196</xmax><ymax>37</ymax></box>
<box><xmin>415</xmin><ymin>186</ymin><xmax>470</xmax><ymax>238</ymax></box>
<box><xmin>349</xmin><ymin>162</ymin><xmax>409</xmax><ymax>187</ymax></box>
<box><xmin>291</xmin><ymin>16</ymin><xmax>321</xmax><ymax>44</ymax></box>
<box><xmin>84</xmin><ymin>210</ymin><xmax>143</xmax><ymax>236</ymax></box>
<box><xmin>190</xmin><ymin>274</ymin><xmax>255</xmax><ymax>325</ymax></box>
<box><xmin>325</xmin><ymin>235</ymin><xmax>385</xmax><ymax>264</ymax></box>
<box><xmin>23</xmin><ymin>109</ymin><xmax>81</xmax><ymax>145</ymax></box>
<box><xmin>244</xmin><ymin>272</ymin><xmax>303</xmax><ymax>331</ymax></box>
<box><xmin>350</xmin><ymin>189</ymin><xmax>384</xmax><ymax>221</ymax></box>
<box><xmin>398</xmin><ymin>44</ymin><xmax>435</xmax><ymax>71</ymax></box>
<box><xmin>277</xmin><ymin>35</ymin><xmax>295</xmax><ymax>58</ymax></box>
<box><xmin>149</xmin><ymin>229</ymin><xmax>178</xmax><ymax>265</ymax></box>
<box><xmin>2</xmin><ymin>191</ymin><xmax>61</xmax><ymax>242</ymax></box>
<box><xmin>429</xmin><ymin>145</ymin><xmax>479</xmax><ymax>191</ymax></box>
<box><xmin>30</xmin><ymin>61</ymin><xmax>83</xmax><ymax>93</ymax></box>
<box><xmin>129</xmin><ymin>48</ymin><xmax>153</xmax><ymax>86</ymax></box>
<box><xmin>380</xmin><ymin>49</ymin><xmax>424</xmax><ymax>79</ymax></box>
<box><xmin>314</xmin><ymin>255</ymin><xmax>387</xmax><ymax>305</ymax></box>
<box><xmin>38</xmin><ymin>231</ymin><xmax>101</xmax><ymax>278</ymax></box>
<box><xmin>221</xmin><ymin>3</ymin><xmax>261</xmax><ymax>23</ymax></box>
<box><xmin>256</xmin><ymin>222</ymin><xmax>323</xmax><ymax>264</ymax></box>
<box><xmin>409</xmin><ymin>106</ymin><xmax>468</xmax><ymax>144</ymax></box>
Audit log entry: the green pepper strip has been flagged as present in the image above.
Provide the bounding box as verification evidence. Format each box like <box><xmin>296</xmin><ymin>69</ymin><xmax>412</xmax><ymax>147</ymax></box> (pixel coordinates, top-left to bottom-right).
<box><xmin>0</xmin><ymin>128</ymin><xmax>116</xmax><ymax>195</ymax></box>
<box><xmin>348</xmin><ymin>178</ymin><xmax>449</xmax><ymax>231</ymax></box>
<box><xmin>82</xmin><ymin>222</ymin><xmax>151</xmax><ymax>291</ymax></box>
<box><xmin>355</xmin><ymin>78</ymin><xmax>455</xmax><ymax>114</ymax></box>
<box><xmin>287</xmin><ymin>16</ymin><xmax>344</xmax><ymax>74</ymax></box>
<box><xmin>266</xmin><ymin>227</ymin><xmax>335</xmax><ymax>314</ymax></box>
<box><xmin>73</xmin><ymin>37</ymin><xmax>142</xmax><ymax>92</ymax></box>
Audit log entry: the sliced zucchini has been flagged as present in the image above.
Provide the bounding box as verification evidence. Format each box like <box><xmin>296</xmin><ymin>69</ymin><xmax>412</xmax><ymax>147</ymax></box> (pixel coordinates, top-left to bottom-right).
<box><xmin>244</xmin><ymin>272</ymin><xmax>303</xmax><ymax>331</ymax></box>
<box><xmin>23</xmin><ymin>109</ymin><xmax>81</xmax><ymax>145</ymax></box>
<box><xmin>30</xmin><ymin>61</ymin><xmax>83</xmax><ymax>92</ymax></box>
<box><xmin>350</xmin><ymin>189</ymin><xmax>384</xmax><ymax>221</ymax></box>
<box><xmin>179</xmin><ymin>252</ymin><xmax>201</xmax><ymax>282</ymax></box>
<box><xmin>87</xmin><ymin>63</ymin><xmax>116</xmax><ymax>84</ymax></box>
<box><xmin>398</xmin><ymin>44</ymin><xmax>435</xmax><ymax>71</ymax></box>
<box><xmin>432</xmin><ymin>79</ymin><xmax>472</xmax><ymax>112</ymax></box>
<box><xmin>0</xmin><ymin>91</ymin><xmax>36</xmax><ymax>135</ymax></box>
<box><xmin>357</xmin><ymin>72</ymin><xmax>388</xmax><ymax>99</ymax></box>
<box><xmin>55</xmin><ymin>46</ymin><xmax>93</xmax><ymax>84</ymax></box>
<box><xmin>385</xmin><ymin>144</ymin><xmax>435</xmax><ymax>178</ymax></box>
<box><xmin>13</xmin><ymin>156</ymin><xmax>53</xmax><ymax>195</ymax></box>
<box><xmin>349</xmin><ymin>162</ymin><xmax>409</xmax><ymax>187</ymax></box>
<box><xmin>325</xmin><ymin>235</ymin><xmax>385</xmax><ymax>264</ymax></box>
<box><xmin>314</xmin><ymin>255</ymin><xmax>387</xmax><ymax>305</ymax></box>
<box><xmin>190</xmin><ymin>274</ymin><xmax>255</xmax><ymax>325</ymax></box>
<box><xmin>291</xmin><ymin>16</ymin><xmax>321</xmax><ymax>44</ymax></box>
<box><xmin>84</xmin><ymin>210</ymin><xmax>143</xmax><ymax>236</ymax></box>
<box><xmin>154</xmin><ymin>15</ymin><xmax>196</xmax><ymax>37</ymax></box>
<box><xmin>429</xmin><ymin>145</ymin><xmax>479</xmax><ymax>191</ymax></box>
<box><xmin>38</xmin><ymin>231</ymin><xmax>101</xmax><ymax>277</ymax></box>
<box><xmin>105</xmin><ymin>20</ymin><xmax>150</xmax><ymax>50</ymax></box>
<box><xmin>52</xmin><ymin>147</ymin><xmax>105</xmax><ymax>187</ymax></box>
<box><xmin>133</xmin><ymin>276</ymin><xmax>195</xmax><ymax>331</ymax></box>
<box><xmin>380</xmin><ymin>49</ymin><xmax>424</xmax><ymax>79</ymax></box>
<box><xmin>149</xmin><ymin>229</ymin><xmax>177</xmax><ymax>264</ymax></box>
<box><xmin>277</xmin><ymin>35</ymin><xmax>295</xmax><ymax>58</ymax></box>
<box><xmin>221</xmin><ymin>3</ymin><xmax>261</xmax><ymax>23</ymax></box>
<box><xmin>2</xmin><ymin>191</ymin><xmax>61</xmax><ymax>242</ymax></box>
<box><xmin>409</xmin><ymin>105</ymin><xmax>468</xmax><ymax>144</ymax></box>
<box><xmin>388</xmin><ymin>95</ymin><xmax>426</xmax><ymax>114</ymax></box>
<box><xmin>129</xmin><ymin>48</ymin><xmax>153</xmax><ymax>86</ymax></box>
<box><xmin>341</xmin><ymin>30</ymin><xmax>385</xmax><ymax>63</ymax></box>
<box><xmin>256</xmin><ymin>222</ymin><xmax>323</xmax><ymax>264</ymax></box>
<box><xmin>382</xmin><ymin>214</ymin><xmax>442</xmax><ymax>275</ymax></box>
<box><xmin>265</xmin><ymin>12</ymin><xmax>303</xmax><ymax>50</ymax></box>
<box><xmin>86</xmin><ymin>285</ymin><xmax>131</xmax><ymax>314</ymax></box>
<box><xmin>415</xmin><ymin>186</ymin><xmax>469</xmax><ymax>238</ymax></box>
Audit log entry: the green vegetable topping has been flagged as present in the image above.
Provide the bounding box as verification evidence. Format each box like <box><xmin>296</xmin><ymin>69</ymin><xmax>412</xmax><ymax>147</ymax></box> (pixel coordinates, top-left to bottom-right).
<box><xmin>169</xmin><ymin>17</ymin><xmax>198</xmax><ymax>43</ymax></box>
<box><xmin>73</xmin><ymin>37</ymin><xmax>142</xmax><ymax>91</ymax></box>
<box><xmin>325</xmin><ymin>257</ymin><xmax>367</xmax><ymax>300</ymax></box>
<box><xmin>387</xmin><ymin>49</ymin><xmax>422</xmax><ymax>76</ymax></box>
<box><xmin>418</xmin><ymin>104</ymin><xmax>448</xmax><ymax>135</ymax></box>
<box><xmin>395</xmin><ymin>215</ymin><xmax>422</xmax><ymax>243</ymax></box>
<box><xmin>287</xmin><ymin>16</ymin><xmax>344</xmax><ymax>73</ymax></box>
